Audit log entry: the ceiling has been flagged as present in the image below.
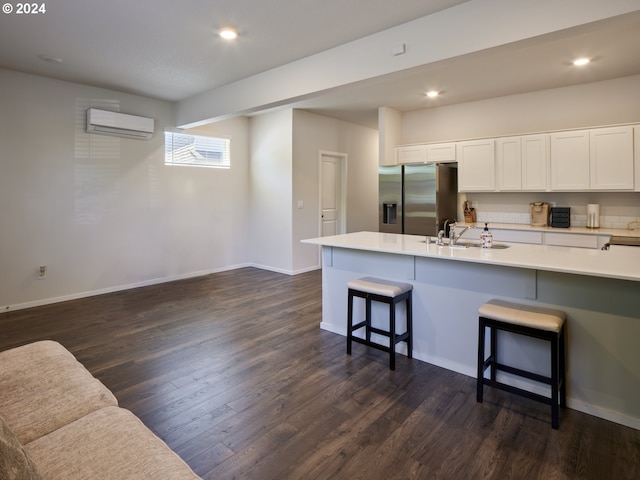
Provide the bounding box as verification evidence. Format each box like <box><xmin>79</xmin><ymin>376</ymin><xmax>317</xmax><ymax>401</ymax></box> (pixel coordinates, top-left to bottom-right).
<box><xmin>1</xmin><ymin>0</ymin><xmax>640</xmax><ymax>129</ymax></box>
<box><xmin>288</xmin><ymin>10</ymin><xmax>640</xmax><ymax>127</ymax></box>
<box><xmin>0</xmin><ymin>0</ymin><xmax>469</xmax><ymax>100</ymax></box>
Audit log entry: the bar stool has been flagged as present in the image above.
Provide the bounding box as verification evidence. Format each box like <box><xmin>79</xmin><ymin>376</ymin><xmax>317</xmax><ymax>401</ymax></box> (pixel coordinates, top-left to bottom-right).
<box><xmin>347</xmin><ymin>276</ymin><xmax>413</xmax><ymax>371</ymax></box>
<box><xmin>477</xmin><ymin>299</ymin><xmax>566</xmax><ymax>429</ymax></box>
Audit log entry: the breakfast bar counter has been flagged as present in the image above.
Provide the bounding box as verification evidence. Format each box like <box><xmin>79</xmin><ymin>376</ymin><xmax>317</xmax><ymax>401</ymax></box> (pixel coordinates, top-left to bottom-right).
<box><xmin>302</xmin><ymin>231</ymin><xmax>640</xmax><ymax>429</ymax></box>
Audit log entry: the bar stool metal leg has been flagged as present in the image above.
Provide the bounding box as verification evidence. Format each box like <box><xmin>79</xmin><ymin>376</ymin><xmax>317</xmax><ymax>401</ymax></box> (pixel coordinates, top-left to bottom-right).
<box><xmin>559</xmin><ymin>325</ymin><xmax>567</xmax><ymax>408</ymax></box>
<box><xmin>477</xmin><ymin>319</ymin><xmax>485</xmax><ymax>403</ymax></box>
<box><xmin>406</xmin><ymin>294</ymin><xmax>413</xmax><ymax>359</ymax></box>
<box><xmin>490</xmin><ymin>325</ymin><xmax>497</xmax><ymax>382</ymax></box>
<box><xmin>551</xmin><ymin>331</ymin><xmax>559</xmax><ymax>429</ymax></box>
<box><xmin>366</xmin><ymin>297</ymin><xmax>372</xmax><ymax>343</ymax></box>
<box><xmin>346</xmin><ymin>289</ymin><xmax>354</xmax><ymax>355</ymax></box>
<box><xmin>389</xmin><ymin>299</ymin><xmax>396</xmax><ymax>371</ymax></box>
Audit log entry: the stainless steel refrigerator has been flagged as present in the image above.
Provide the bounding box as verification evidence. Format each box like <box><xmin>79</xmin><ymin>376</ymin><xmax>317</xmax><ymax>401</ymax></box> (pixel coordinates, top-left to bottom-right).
<box><xmin>379</xmin><ymin>163</ymin><xmax>458</xmax><ymax>236</ymax></box>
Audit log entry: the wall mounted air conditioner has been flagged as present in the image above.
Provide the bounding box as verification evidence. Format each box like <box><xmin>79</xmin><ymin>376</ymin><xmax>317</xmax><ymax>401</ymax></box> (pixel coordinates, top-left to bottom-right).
<box><xmin>86</xmin><ymin>108</ymin><xmax>154</xmax><ymax>140</ymax></box>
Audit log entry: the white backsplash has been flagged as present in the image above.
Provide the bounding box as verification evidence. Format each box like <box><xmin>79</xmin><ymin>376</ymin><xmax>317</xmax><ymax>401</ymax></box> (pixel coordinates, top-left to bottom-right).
<box><xmin>475</xmin><ymin>210</ymin><xmax>639</xmax><ymax>229</ymax></box>
<box><xmin>464</xmin><ymin>192</ymin><xmax>640</xmax><ymax>230</ymax></box>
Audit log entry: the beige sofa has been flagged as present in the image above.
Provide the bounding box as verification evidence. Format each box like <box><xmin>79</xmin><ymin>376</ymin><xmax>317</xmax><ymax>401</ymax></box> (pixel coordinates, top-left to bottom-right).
<box><xmin>0</xmin><ymin>340</ymin><xmax>201</xmax><ymax>480</ymax></box>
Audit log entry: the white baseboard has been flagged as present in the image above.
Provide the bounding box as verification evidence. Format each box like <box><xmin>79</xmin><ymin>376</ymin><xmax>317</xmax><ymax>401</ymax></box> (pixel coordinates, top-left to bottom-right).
<box><xmin>247</xmin><ymin>263</ymin><xmax>320</xmax><ymax>276</ymax></box>
<box><xmin>1</xmin><ymin>263</ymin><xmax>251</xmax><ymax>313</ymax></box>
<box><xmin>567</xmin><ymin>398</ymin><xmax>640</xmax><ymax>431</ymax></box>
<box><xmin>1</xmin><ymin>263</ymin><xmax>321</xmax><ymax>314</ymax></box>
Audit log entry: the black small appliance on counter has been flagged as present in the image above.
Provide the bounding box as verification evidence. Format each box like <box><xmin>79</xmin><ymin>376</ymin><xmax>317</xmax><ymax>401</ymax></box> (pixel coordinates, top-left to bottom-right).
<box><xmin>550</xmin><ymin>207</ymin><xmax>571</xmax><ymax>228</ymax></box>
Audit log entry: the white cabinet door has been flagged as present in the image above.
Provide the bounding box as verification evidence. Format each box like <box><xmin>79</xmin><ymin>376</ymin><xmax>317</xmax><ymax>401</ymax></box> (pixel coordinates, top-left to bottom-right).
<box><xmin>395</xmin><ymin>145</ymin><xmax>427</xmax><ymax>164</ymax></box>
<box><xmin>496</xmin><ymin>137</ymin><xmax>521</xmax><ymax>191</ymax></box>
<box><xmin>521</xmin><ymin>134</ymin><xmax>549</xmax><ymax>191</ymax></box>
<box><xmin>457</xmin><ymin>139</ymin><xmax>496</xmax><ymax>191</ymax></box>
<box><xmin>426</xmin><ymin>142</ymin><xmax>456</xmax><ymax>163</ymax></box>
<box><xmin>589</xmin><ymin>126</ymin><xmax>634</xmax><ymax>190</ymax></box>
<box><xmin>550</xmin><ymin>130</ymin><xmax>589</xmax><ymax>190</ymax></box>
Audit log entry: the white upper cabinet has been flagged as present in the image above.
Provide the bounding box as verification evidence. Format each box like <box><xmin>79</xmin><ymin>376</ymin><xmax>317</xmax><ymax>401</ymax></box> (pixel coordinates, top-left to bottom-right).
<box><xmin>496</xmin><ymin>137</ymin><xmax>521</xmax><ymax>191</ymax></box>
<box><xmin>425</xmin><ymin>142</ymin><xmax>456</xmax><ymax>163</ymax></box>
<box><xmin>457</xmin><ymin>139</ymin><xmax>495</xmax><ymax>191</ymax></box>
<box><xmin>521</xmin><ymin>134</ymin><xmax>549</xmax><ymax>191</ymax></box>
<box><xmin>395</xmin><ymin>144</ymin><xmax>427</xmax><ymax>164</ymax></box>
<box><xmin>550</xmin><ymin>130</ymin><xmax>590</xmax><ymax>190</ymax></box>
<box><xmin>589</xmin><ymin>126</ymin><xmax>634</xmax><ymax>190</ymax></box>
<box><xmin>549</xmin><ymin>126</ymin><xmax>634</xmax><ymax>191</ymax></box>
<box><xmin>396</xmin><ymin>142</ymin><xmax>456</xmax><ymax>164</ymax></box>
<box><xmin>496</xmin><ymin>134</ymin><xmax>548</xmax><ymax>191</ymax></box>
<box><xmin>396</xmin><ymin>124</ymin><xmax>637</xmax><ymax>191</ymax></box>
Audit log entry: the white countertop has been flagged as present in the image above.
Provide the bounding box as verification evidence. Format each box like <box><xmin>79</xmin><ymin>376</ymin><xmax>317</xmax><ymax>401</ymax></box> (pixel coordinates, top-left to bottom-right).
<box><xmin>303</xmin><ymin>231</ymin><xmax>640</xmax><ymax>282</ymax></box>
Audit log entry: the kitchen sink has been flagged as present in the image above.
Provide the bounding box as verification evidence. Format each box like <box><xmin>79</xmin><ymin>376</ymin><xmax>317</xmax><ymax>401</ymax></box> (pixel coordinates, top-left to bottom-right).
<box><xmin>420</xmin><ymin>238</ymin><xmax>510</xmax><ymax>249</ymax></box>
<box><xmin>456</xmin><ymin>241</ymin><xmax>510</xmax><ymax>249</ymax></box>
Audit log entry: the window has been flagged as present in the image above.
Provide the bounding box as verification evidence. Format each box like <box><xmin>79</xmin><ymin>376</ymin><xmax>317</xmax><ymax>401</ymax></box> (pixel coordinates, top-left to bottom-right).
<box><xmin>164</xmin><ymin>132</ymin><xmax>230</xmax><ymax>168</ymax></box>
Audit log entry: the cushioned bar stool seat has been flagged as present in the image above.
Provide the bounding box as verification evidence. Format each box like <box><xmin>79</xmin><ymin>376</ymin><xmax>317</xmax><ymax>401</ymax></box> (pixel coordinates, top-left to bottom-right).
<box><xmin>477</xmin><ymin>299</ymin><xmax>567</xmax><ymax>429</ymax></box>
<box><xmin>347</xmin><ymin>277</ymin><xmax>413</xmax><ymax>371</ymax></box>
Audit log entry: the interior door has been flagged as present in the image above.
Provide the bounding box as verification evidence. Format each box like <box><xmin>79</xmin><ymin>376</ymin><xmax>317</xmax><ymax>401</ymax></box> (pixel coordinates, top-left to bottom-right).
<box><xmin>320</xmin><ymin>152</ymin><xmax>345</xmax><ymax>237</ymax></box>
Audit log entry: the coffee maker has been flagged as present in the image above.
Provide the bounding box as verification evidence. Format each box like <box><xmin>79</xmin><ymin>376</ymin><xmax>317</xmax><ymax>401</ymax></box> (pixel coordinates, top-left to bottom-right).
<box><xmin>530</xmin><ymin>202</ymin><xmax>550</xmax><ymax>226</ymax></box>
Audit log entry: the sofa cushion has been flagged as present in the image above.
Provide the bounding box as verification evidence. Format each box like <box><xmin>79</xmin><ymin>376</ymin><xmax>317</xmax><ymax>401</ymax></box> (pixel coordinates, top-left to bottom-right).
<box><xmin>0</xmin><ymin>414</ymin><xmax>42</xmax><ymax>480</ymax></box>
<box><xmin>0</xmin><ymin>340</ymin><xmax>118</xmax><ymax>444</ymax></box>
<box><xmin>25</xmin><ymin>406</ymin><xmax>201</xmax><ymax>479</ymax></box>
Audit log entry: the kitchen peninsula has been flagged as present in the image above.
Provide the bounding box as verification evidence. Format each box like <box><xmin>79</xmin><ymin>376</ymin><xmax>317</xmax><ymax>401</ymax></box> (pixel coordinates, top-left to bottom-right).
<box><xmin>302</xmin><ymin>231</ymin><xmax>640</xmax><ymax>429</ymax></box>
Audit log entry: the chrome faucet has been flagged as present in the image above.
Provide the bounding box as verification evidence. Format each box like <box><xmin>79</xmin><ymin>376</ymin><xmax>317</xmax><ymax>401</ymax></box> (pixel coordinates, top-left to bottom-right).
<box><xmin>449</xmin><ymin>222</ymin><xmax>476</xmax><ymax>245</ymax></box>
<box><xmin>443</xmin><ymin>219</ymin><xmax>455</xmax><ymax>237</ymax></box>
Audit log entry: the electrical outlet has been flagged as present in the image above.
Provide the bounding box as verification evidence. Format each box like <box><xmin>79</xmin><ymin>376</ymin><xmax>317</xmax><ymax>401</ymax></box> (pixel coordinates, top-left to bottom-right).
<box><xmin>38</xmin><ymin>265</ymin><xmax>46</xmax><ymax>279</ymax></box>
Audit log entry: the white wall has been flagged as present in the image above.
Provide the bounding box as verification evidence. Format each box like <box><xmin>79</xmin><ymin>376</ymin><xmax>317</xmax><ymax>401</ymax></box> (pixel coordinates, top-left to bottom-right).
<box><xmin>0</xmin><ymin>69</ymin><xmax>250</xmax><ymax>310</ymax></box>
<box><xmin>248</xmin><ymin>109</ymin><xmax>379</xmax><ymax>274</ymax></box>
<box><xmin>402</xmin><ymin>74</ymin><xmax>640</xmax><ymax>144</ymax></box>
<box><xmin>292</xmin><ymin>110</ymin><xmax>379</xmax><ymax>272</ymax></box>
<box><xmin>249</xmin><ymin>110</ymin><xmax>294</xmax><ymax>273</ymax></box>
<box><xmin>0</xmin><ymin>71</ymin><xmax>379</xmax><ymax>310</ymax></box>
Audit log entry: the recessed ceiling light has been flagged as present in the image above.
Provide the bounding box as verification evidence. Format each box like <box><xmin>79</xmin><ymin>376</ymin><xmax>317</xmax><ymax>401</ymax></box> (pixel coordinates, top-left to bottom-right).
<box><xmin>426</xmin><ymin>90</ymin><xmax>439</xmax><ymax>98</ymax></box>
<box><xmin>219</xmin><ymin>28</ymin><xmax>238</xmax><ymax>40</ymax></box>
<box><xmin>573</xmin><ymin>58</ymin><xmax>590</xmax><ymax>66</ymax></box>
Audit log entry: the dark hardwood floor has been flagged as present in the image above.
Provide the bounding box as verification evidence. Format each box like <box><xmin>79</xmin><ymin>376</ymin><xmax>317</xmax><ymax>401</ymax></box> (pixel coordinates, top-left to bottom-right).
<box><xmin>2</xmin><ymin>267</ymin><xmax>639</xmax><ymax>479</ymax></box>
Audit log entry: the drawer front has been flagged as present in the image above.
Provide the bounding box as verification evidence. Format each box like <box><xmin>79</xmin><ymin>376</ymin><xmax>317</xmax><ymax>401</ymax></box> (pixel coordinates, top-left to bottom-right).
<box><xmin>544</xmin><ymin>233</ymin><xmax>598</xmax><ymax>248</ymax></box>
<box><xmin>494</xmin><ymin>230</ymin><xmax>543</xmax><ymax>244</ymax></box>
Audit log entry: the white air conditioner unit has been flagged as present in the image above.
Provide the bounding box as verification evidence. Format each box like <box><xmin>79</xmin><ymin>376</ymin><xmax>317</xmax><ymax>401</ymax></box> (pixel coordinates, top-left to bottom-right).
<box><xmin>86</xmin><ymin>108</ymin><xmax>154</xmax><ymax>140</ymax></box>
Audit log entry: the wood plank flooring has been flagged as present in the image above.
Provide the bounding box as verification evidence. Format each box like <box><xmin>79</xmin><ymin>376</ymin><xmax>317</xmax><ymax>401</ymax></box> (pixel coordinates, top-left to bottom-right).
<box><xmin>2</xmin><ymin>267</ymin><xmax>639</xmax><ymax>479</ymax></box>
